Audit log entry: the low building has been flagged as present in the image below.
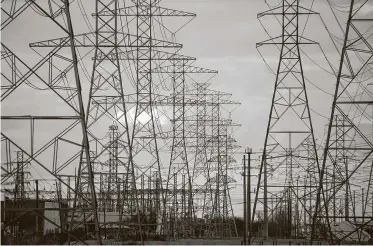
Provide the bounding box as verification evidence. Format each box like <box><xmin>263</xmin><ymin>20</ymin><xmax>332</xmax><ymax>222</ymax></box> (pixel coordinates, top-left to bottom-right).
<box><xmin>1</xmin><ymin>198</ymin><xmax>67</xmax><ymax>237</ymax></box>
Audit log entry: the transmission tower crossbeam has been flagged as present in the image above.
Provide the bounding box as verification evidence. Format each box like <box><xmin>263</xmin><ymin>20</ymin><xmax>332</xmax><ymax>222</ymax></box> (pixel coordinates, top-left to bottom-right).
<box><xmin>1</xmin><ymin>0</ymin><xmax>32</xmax><ymax>30</ymax></box>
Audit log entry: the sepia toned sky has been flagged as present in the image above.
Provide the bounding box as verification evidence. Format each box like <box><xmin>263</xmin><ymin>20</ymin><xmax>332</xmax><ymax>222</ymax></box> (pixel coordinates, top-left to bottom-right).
<box><xmin>2</xmin><ymin>0</ymin><xmax>372</xmax><ymax>216</ymax></box>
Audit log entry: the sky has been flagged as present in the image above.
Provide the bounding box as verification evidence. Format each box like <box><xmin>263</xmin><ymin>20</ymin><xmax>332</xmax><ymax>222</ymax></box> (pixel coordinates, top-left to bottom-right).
<box><xmin>161</xmin><ymin>0</ymin><xmax>346</xmax><ymax>215</ymax></box>
<box><xmin>2</xmin><ymin>0</ymin><xmax>372</xmax><ymax>217</ymax></box>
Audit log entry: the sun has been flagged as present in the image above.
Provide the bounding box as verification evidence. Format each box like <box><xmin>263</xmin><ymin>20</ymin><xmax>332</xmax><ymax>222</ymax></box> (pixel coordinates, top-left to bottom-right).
<box><xmin>116</xmin><ymin>108</ymin><xmax>169</xmax><ymax>126</ymax></box>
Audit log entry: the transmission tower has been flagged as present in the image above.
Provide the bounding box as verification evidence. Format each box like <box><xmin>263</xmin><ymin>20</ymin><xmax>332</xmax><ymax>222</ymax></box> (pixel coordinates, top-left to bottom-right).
<box><xmin>171</xmin><ymin>85</ymin><xmax>240</xmax><ymax>238</ymax></box>
<box><xmin>1</xmin><ymin>151</ymin><xmax>31</xmax><ymax>200</ymax></box>
<box><xmin>29</xmin><ymin>1</ymin><xmax>187</xmax><ymax>240</ymax></box>
<box><xmin>84</xmin><ymin>1</ymin><xmax>144</xmax><ymax>238</ymax></box>
<box><xmin>153</xmin><ymin>64</ymin><xmax>218</xmax><ymax>238</ymax></box>
<box><xmin>311</xmin><ymin>1</ymin><xmax>373</xmax><ymax>244</ymax></box>
<box><xmin>192</xmin><ymin>82</ymin><xmax>210</xmax><ymax>225</ymax></box>
<box><xmin>105</xmin><ymin>1</ymin><xmax>196</xmax><ymax>234</ymax></box>
<box><xmin>1</xmin><ymin>0</ymin><xmax>101</xmax><ymax>243</ymax></box>
<box><xmin>202</xmin><ymin>92</ymin><xmax>239</xmax><ymax>238</ymax></box>
<box><xmin>254</xmin><ymin>0</ymin><xmax>321</xmax><ymax>239</ymax></box>
<box><xmin>1</xmin><ymin>0</ymin><xmax>243</xmax><ymax>243</ymax></box>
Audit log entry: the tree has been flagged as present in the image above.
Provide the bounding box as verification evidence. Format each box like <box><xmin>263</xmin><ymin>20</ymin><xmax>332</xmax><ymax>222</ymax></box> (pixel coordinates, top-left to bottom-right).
<box><xmin>234</xmin><ymin>217</ymin><xmax>244</xmax><ymax>236</ymax></box>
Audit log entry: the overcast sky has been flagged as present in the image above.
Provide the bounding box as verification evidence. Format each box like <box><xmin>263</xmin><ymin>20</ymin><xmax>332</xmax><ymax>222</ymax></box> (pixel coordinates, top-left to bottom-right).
<box><xmin>2</xmin><ymin>0</ymin><xmax>372</xmax><ymax>216</ymax></box>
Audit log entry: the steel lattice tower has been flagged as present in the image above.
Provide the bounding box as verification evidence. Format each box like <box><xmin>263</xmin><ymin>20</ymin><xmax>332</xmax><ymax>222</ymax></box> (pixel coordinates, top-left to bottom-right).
<box><xmin>203</xmin><ymin>92</ymin><xmax>239</xmax><ymax>238</ymax></box>
<box><xmin>111</xmin><ymin>1</ymin><xmax>195</xmax><ymax>233</ymax></box>
<box><xmin>192</xmin><ymin>83</ymin><xmax>210</xmax><ymax>184</ymax></box>
<box><xmin>155</xmin><ymin>64</ymin><xmax>218</xmax><ymax>238</ymax></box>
<box><xmin>311</xmin><ymin>1</ymin><xmax>373</xmax><ymax>244</ymax></box>
<box><xmin>1</xmin><ymin>0</ymin><xmax>102</xmax><ymax>244</ymax></box>
<box><xmin>1</xmin><ymin>151</ymin><xmax>32</xmax><ymax>202</ymax></box>
<box><xmin>84</xmin><ymin>1</ymin><xmax>143</xmax><ymax>237</ymax></box>
<box><xmin>147</xmin><ymin>64</ymin><xmax>218</xmax><ymax>237</ymax></box>
<box><xmin>192</xmin><ymin>82</ymin><xmax>210</xmax><ymax>226</ymax></box>
<box><xmin>254</xmin><ymin>0</ymin><xmax>321</xmax><ymax>239</ymax></box>
<box><xmin>167</xmin><ymin>63</ymin><xmax>194</xmax><ymax>238</ymax></box>
<box><xmin>27</xmin><ymin>0</ymin><xmax>183</xmax><ymax>238</ymax></box>
<box><xmin>106</xmin><ymin>125</ymin><xmax>120</xmax><ymax>212</ymax></box>
<box><xmin>1</xmin><ymin>1</ymin><xmax>243</xmax><ymax>243</ymax></box>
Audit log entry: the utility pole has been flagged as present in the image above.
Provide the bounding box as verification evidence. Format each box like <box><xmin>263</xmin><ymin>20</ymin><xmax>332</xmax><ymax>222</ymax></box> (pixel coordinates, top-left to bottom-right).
<box><xmin>35</xmin><ymin>180</ymin><xmax>39</xmax><ymax>237</ymax></box>
<box><xmin>362</xmin><ymin>188</ymin><xmax>364</xmax><ymax>223</ymax></box>
<box><xmin>243</xmin><ymin>155</ymin><xmax>247</xmax><ymax>245</ymax></box>
<box><xmin>246</xmin><ymin>148</ymin><xmax>252</xmax><ymax>245</ymax></box>
<box><xmin>345</xmin><ymin>156</ymin><xmax>349</xmax><ymax>222</ymax></box>
<box><xmin>242</xmin><ymin>148</ymin><xmax>253</xmax><ymax>245</ymax></box>
<box><xmin>353</xmin><ymin>191</ymin><xmax>356</xmax><ymax>223</ymax></box>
